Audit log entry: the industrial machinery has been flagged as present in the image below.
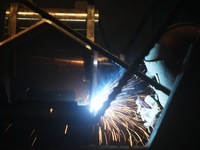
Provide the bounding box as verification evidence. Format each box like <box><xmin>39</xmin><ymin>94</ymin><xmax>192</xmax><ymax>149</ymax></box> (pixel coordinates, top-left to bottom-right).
<box><xmin>0</xmin><ymin>0</ymin><xmax>199</xmax><ymax>150</ymax></box>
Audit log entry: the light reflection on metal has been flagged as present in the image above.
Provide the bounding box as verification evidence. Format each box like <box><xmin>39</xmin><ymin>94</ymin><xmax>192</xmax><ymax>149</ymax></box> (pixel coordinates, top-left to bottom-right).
<box><xmin>85</xmin><ymin>44</ymin><xmax>92</xmax><ymax>50</ymax></box>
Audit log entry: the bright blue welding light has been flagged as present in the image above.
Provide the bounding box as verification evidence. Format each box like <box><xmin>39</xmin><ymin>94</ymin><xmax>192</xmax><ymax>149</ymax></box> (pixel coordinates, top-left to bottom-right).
<box><xmin>89</xmin><ymin>81</ymin><xmax>112</xmax><ymax>115</ymax></box>
<box><xmin>89</xmin><ymin>66</ymin><xmax>126</xmax><ymax>115</ymax></box>
<box><xmin>89</xmin><ymin>91</ymin><xmax>106</xmax><ymax>115</ymax></box>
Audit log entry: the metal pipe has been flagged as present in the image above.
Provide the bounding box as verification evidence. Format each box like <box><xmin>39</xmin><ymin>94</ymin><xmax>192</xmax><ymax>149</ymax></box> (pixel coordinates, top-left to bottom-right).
<box><xmin>6</xmin><ymin>8</ymin><xmax>99</xmax><ymax>21</ymax></box>
<box><xmin>5</xmin><ymin>7</ymin><xmax>99</xmax><ymax>30</ymax></box>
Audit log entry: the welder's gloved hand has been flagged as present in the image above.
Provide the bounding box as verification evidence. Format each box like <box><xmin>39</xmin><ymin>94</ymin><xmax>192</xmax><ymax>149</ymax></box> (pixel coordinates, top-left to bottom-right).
<box><xmin>136</xmin><ymin>95</ymin><xmax>161</xmax><ymax>133</ymax></box>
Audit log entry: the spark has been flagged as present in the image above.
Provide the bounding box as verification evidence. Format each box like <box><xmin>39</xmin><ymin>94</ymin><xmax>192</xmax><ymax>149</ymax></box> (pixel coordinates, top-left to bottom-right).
<box><xmin>64</xmin><ymin>124</ymin><xmax>68</xmax><ymax>134</ymax></box>
<box><xmin>90</xmin><ymin>66</ymin><xmax>152</xmax><ymax>147</ymax></box>
<box><xmin>4</xmin><ymin>123</ymin><xmax>12</xmax><ymax>133</ymax></box>
<box><xmin>29</xmin><ymin>129</ymin><xmax>36</xmax><ymax>139</ymax></box>
<box><xmin>97</xmin><ymin>99</ymin><xmax>150</xmax><ymax>147</ymax></box>
<box><xmin>50</xmin><ymin>107</ymin><xmax>53</xmax><ymax>113</ymax></box>
<box><xmin>31</xmin><ymin>137</ymin><xmax>37</xmax><ymax>147</ymax></box>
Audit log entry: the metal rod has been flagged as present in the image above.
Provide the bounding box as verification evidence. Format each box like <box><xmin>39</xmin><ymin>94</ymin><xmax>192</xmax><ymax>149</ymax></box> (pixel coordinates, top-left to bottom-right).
<box><xmin>6</xmin><ymin>8</ymin><xmax>99</xmax><ymax>20</ymax></box>
<box><xmin>5</xmin><ymin>7</ymin><xmax>99</xmax><ymax>30</ymax></box>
